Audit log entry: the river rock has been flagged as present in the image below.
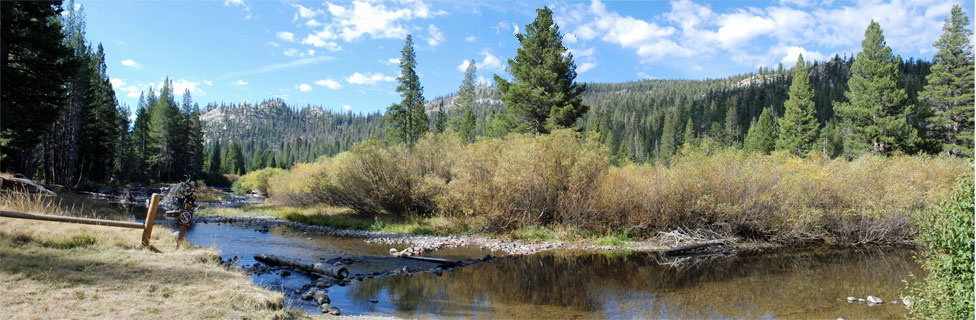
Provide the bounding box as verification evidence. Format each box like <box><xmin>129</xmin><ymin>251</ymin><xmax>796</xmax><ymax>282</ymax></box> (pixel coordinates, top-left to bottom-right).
<box><xmin>857</xmin><ymin>298</ymin><xmax>865</xmax><ymax>302</ymax></box>
<box><xmin>327</xmin><ymin>306</ymin><xmax>340</xmax><ymax>315</ymax></box>
<box><xmin>370</xmin><ymin>299</ymin><xmax>378</xmax><ymax>303</ymax></box>
<box><xmin>846</xmin><ymin>297</ymin><xmax>856</xmax><ymax>302</ymax></box>
<box><xmin>281</xmin><ymin>270</ymin><xmax>291</xmax><ymax>277</ymax></box>
<box><xmin>301</xmin><ymin>290</ymin><xmax>314</xmax><ymax>300</ymax></box>
<box><xmin>314</xmin><ymin>291</ymin><xmax>330</xmax><ymax>305</ymax></box>
<box><xmin>866</xmin><ymin>296</ymin><xmax>883</xmax><ymax>305</ymax></box>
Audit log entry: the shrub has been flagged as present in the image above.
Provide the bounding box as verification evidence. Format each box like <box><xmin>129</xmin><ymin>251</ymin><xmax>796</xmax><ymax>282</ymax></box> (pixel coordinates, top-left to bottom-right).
<box><xmin>266</xmin><ymin>130</ymin><xmax>968</xmax><ymax>244</ymax></box>
<box><xmin>909</xmin><ymin>173</ymin><xmax>974</xmax><ymax>319</ymax></box>
<box><xmin>437</xmin><ymin>129</ymin><xmax>608</xmax><ymax>231</ymax></box>
<box><xmin>236</xmin><ymin>168</ymin><xmax>287</xmax><ymax>194</ymax></box>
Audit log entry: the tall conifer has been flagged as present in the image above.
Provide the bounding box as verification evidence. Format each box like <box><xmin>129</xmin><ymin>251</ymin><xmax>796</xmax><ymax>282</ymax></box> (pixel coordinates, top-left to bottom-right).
<box><xmin>919</xmin><ymin>5</ymin><xmax>974</xmax><ymax>157</ymax></box>
<box><xmin>835</xmin><ymin>21</ymin><xmax>918</xmax><ymax>156</ymax></box>
<box><xmin>777</xmin><ymin>54</ymin><xmax>819</xmax><ymax>156</ymax></box>
<box><xmin>495</xmin><ymin>7</ymin><xmax>587</xmax><ymax>134</ymax></box>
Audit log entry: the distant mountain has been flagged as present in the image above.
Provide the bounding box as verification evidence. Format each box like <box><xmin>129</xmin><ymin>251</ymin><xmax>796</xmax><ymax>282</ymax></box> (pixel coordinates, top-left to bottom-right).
<box><xmin>200</xmin><ymin>99</ymin><xmax>384</xmax><ymax>167</ymax></box>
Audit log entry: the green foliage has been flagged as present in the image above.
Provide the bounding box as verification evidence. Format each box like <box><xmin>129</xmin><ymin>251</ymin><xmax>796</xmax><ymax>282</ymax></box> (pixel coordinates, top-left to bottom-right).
<box><xmin>835</xmin><ymin>21</ymin><xmax>918</xmax><ymax>156</ymax></box>
<box><xmin>456</xmin><ymin>60</ymin><xmax>478</xmax><ymax>143</ymax></box>
<box><xmin>744</xmin><ymin>107</ymin><xmax>778</xmax><ymax>154</ymax></box>
<box><xmin>227</xmin><ymin>142</ymin><xmax>246</xmax><ymax>175</ymax></box>
<box><xmin>683</xmin><ymin>118</ymin><xmax>696</xmax><ymax>148</ymax></box>
<box><xmin>909</xmin><ymin>174</ymin><xmax>974</xmax><ymax>319</ymax></box>
<box><xmin>0</xmin><ymin>0</ymin><xmax>71</xmax><ymax>161</ymax></box>
<box><xmin>658</xmin><ymin>110</ymin><xmax>682</xmax><ymax>163</ymax></box>
<box><xmin>919</xmin><ymin>5</ymin><xmax>974</xmax><ymax>158</ymax></box>
<box><xmin>776</xmin><ymin>55</ymin><xmax>819</xmax><ymax>156</ymax></box>
<box><xmin>495</xmin><ymin>7</ymin><xmax>587</xmax><ymax>134</ymax></box>
<box><xmin>387</xmin><ymin>35</ymin><xmax>427</xmax><ymax>146</ymax></box>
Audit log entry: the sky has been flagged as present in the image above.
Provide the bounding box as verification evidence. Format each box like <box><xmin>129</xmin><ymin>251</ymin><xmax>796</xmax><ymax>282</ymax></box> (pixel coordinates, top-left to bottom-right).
<box><xmin>77</xmin><ymin>0</ymin><xmax>974</xmax><ymax>115</ymax></box>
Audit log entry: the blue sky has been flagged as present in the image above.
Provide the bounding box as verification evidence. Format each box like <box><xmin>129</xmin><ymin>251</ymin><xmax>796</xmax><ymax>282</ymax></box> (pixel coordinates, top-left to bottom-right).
<box><xmin>78</xmin><ymin>0</ymin><xmax>974</xmax><ymax>114</ymax></box>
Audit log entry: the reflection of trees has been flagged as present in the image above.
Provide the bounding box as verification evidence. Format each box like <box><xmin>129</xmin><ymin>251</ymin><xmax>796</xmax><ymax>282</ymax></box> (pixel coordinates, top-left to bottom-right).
<box><xmin>347</xmin><ymin>250</ymin><xmax>920</xmax><ymax>318</ymax></box>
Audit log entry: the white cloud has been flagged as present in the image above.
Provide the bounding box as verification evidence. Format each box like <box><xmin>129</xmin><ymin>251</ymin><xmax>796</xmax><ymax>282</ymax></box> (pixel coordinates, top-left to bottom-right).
<box><xmin>233</xmin><ymin>80</ymin><xmax>248</xmax><ymax>86</ymax></box>
<box><xmin>477</xmin><ymin>52</ymin><xmax>504</xmax><ymax>73</ymax></box>
<box><xmin>346</xmin><ymin>72</ymin><xmax>395</xmax><ymax>85</ymax></box>
<box><xmin>315</xmin><ymin>78</ymin><xmax>343</xmax><ymax>89</ymax></box>
<box><xmin>425</xmin><ymin>24</ymin><xmax>445</xmax><ymax>46</ymax></box>
<box><xmin>224</xmin><ymin>0</ymin><xmax>245</xmax><ymax>7</ymax></box>
<box><xmin>564</xmin><ymin>33</ymin><xmax>578</xmax><ymax>43</ymax></box>
<box><xmin>577</xmin><ymin>62</ymin><xmax>597</xmax><ymax>73</ymax></box>
<box><xmin>121</xmin><ymin>59</ymin><xmax>141</xmax><ymax>69</ymax></box>
<box><xmin>465</xmin><ymin>36</ymin><xmax>476</xmax><ymax>42</ymax></box>
<box><xmin>302</xmin><ymin>33</ymin><xmax>341</xmax><ymax>51</ymax></box>
<box><xmin>383</xmin><ymin>58</ymin><xmax>400</xmax><ymax>65</ymax></box>
<box><xmin>512</xmin><ymin>22</ymin><xmax>519</xmax><ymax>35</ymax></box>
<box><xmin>780</xmin><ymin>46</ymin><xmax>824</xmax><ymax>65</ymax></box>
<box><xmin>555</xmin><ymin>0</ymin><xmax>951</xmax><ymax>69</ymax></box>
<box><xmin>218</xmin><ymin>55</ymin><xmax>334</xmax><ymax>79</ymax></box>
<box><xmin>343</xmin><ymin>104</ymin><xmax>352</xmax><ymax>110</ymax></box>
<box><xmin>456</xmin><ymin>59</ymin><xmax>472</xmax><ymax>72</ymax></box>
<box><xmin>110</xmin><ymin>78</ymin><xmax>126</xmax><ymax>88</ymax></box>
<box><xmin>568</xmin><ymin>0</ymin><xmax>690</xmax><ymax>61</ymax></box>
<box><xmin>298</xmin><ymin>83</ymin><xmax>313</xmax><ymax>92</ymax></box>
<box><xmin>293</xmin><ymin>4</ymin><xmax>323</xmax><ymax>19</ymax></box>
<box><xmin>169</xmin><ymin>79</ymin><xmax>207</xmax><ymax>96</ymax></box>
<box><xmin>276</xmin><ymin>31</ymin><xmax>296</xmax><ymax>42</ymax></box>
<box><xmin>291</xmin><ymin>0</ymin><xmax>443</xmax><ymax>46</ymax></box>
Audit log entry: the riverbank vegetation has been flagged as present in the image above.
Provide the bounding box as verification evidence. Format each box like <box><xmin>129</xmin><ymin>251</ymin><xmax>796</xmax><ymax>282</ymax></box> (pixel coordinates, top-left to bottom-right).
<box><xmin>0</xmin><ymin>191</ymin><xmax>293</xmax><ymax>319</ymax></box>
<box><xmin>909</xmin><ymin>173</ymin><xmax>974</xmax><ymax>319</ymax></box>
<box><xmin>259</xmin><ymin>130</ymin><xmax>968</xmax><ymax>245</ymax></box>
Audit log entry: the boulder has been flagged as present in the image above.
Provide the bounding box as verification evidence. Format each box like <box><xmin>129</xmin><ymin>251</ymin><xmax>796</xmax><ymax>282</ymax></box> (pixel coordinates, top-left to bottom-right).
<box><xmin>866</xmin><ymin>296</ymin><xmax>883</xmax><ymax>305</ymax></box>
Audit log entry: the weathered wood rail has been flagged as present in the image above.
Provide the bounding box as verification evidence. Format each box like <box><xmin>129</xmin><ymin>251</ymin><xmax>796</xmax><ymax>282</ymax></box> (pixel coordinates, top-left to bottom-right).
<box><xmin>0</xmin><ymin>194</ymin><xmax>162</xmax><ymax>247</ymax></box>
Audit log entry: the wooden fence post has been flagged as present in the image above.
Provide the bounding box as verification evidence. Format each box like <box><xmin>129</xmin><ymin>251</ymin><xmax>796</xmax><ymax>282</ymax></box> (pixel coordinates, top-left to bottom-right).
<box><xmin>142</xmin><ymin>194</ymin><xmax>160</xmax><ymax>247</ymax></box>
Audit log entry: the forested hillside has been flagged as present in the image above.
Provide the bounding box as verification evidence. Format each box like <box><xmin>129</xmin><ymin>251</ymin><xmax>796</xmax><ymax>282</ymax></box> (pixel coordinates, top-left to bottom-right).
<box><xmin>198</xmin><ymin>99</ymin><xmax>384</xmax><ymax>171</ymax></box>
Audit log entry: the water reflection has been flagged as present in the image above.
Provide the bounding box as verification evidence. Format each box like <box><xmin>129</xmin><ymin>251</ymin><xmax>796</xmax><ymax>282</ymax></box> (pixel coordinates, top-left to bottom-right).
<box><xmin>342</xmin><ymin>249</ymin><xmax>920</xmax><ymax>319</ymax></box>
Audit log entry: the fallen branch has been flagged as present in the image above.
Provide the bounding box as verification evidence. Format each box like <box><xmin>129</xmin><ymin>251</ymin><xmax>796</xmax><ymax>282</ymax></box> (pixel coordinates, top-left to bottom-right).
<box><xmin>254</xmin><ymin>254</ymin><xmax>349</xmax><ymax>279</ymax></box>
<box><xmin>401</xmin><ymin>255</ymin><xmax>459</xmax><ymax>266</ymax></box>
<box><xmin>665</xmin><ymin>239</ymin><xmax>730</xmax><ymax>256</ymax></box>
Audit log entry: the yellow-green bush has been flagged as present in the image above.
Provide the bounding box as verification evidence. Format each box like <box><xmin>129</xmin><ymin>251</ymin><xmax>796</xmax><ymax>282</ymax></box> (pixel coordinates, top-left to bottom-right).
<box><xmin>267</xmin><ymin>130</ymin><xmax>969</xmax><ymax>244</ymax></box>
<box><xmin>436</xmin><ymin>130</ymin><xmax>608</xmax><ymax>231</ymax></box>
<box><xmin>236</xmin><ymin>168</ymin><xmax>287</xmax><ymax>194</ymax></box>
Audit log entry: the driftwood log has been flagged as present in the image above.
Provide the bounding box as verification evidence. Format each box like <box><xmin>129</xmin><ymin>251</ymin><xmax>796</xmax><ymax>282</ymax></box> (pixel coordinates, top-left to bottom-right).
<box><xmin>254</xmin><ymin>254</ymin><xmax>349</xmax><ymax>279</ymax></box>
<box><xmin>665</xmin><ymin>239</ymin><xmax>730</xmax><ymax>256</ymax></box>
<box><xmin>401</xmin><ymin>255</ymin><xmax>459</xmax><ymax>266</ymax></box>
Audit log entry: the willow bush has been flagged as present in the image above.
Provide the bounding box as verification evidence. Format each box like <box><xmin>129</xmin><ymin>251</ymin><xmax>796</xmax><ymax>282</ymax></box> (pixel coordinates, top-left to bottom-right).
<box><xmin>268</xmin><ymin>130</ymin><xmax>968</xmax><ymax>244</ymax></box>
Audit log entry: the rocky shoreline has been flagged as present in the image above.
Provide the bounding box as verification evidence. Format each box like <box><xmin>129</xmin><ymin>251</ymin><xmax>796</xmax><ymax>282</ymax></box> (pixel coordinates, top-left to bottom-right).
<box><xmin>195</xmin><ymin>215</ymin><xmax>693</xmax><ymax>257</ymax></box>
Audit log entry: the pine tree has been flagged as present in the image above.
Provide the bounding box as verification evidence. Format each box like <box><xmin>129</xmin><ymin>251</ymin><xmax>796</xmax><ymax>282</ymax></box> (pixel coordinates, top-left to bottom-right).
<box><xmin>208</xmin><ymin>140</ymin><xmax>221</xmax><ymax>175</ymax></box>
<box><xmin>228</xmin><ymin>142</ymin><xmax>245</xmax><ymax>175</ymax></box>
<box><xmin>1</xmin><ymin>1</ymin><xmax>72</xmax><ymax>170</ymax></box>
<box><xmin>148</xmin><ymin>79</ymin><xmax>180</xmax><ymax>180</ymax></box>
<box><xmin>495</xmin><ymin>7</ymin><xmax>587</xmax><ymax>134</ymax></box>
<box><xmin>744</xmin><ymin>108</ymin><xmax>778</xmax><ymax>154</ymax></box>
<box><xmin>919</xmin><ymin>5</ymin><xmax>974</xmax><ymax>157</ymax></box>
<box><xmin>456</xmin><ymin>59</ymin><xmax>478</xmax><ymax>142</ymax></box>
<box><xmin>724</xmin><ymin>106</ymin><xmax>741</xmax><ymax>146</ymax></box>
<box><xmin>776</xmin><ymin>54</ymin><xmax>820</xmax><ymax>156</ymax></box>
<box><xmin>388</xmin><ymin>34</ymin><xmax>427</xmax><ymax>146</ymax></box>
<box><xmin>434</xmin><ymin>102</ymin><xmax>446</xmax><ymax>133</ymax></box>
<box><xmin>835</xmin><ymin>21</ymin><xmax>918</xmax><ymax>156</ymax></box>
<box><xmin>659</xmin><ymin>110</ymin><xmax>680</xmax><ymax>162</ymax></box>
<box><xmin>683</xmin><ymin>118</ymin><xmax>695</xmax><ymax>147</ymax></box>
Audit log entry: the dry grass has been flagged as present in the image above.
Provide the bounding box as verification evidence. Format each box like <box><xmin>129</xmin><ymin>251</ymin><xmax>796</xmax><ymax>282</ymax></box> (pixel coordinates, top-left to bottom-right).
<box><xmin>0</xmin><ymin>191</ymin><xmax>297</xmax><ymax>319</ymax></box>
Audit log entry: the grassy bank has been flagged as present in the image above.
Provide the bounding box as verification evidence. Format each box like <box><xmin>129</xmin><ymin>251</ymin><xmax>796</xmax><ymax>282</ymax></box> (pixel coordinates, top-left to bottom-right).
<box><xmin>0</xmin><ymin>192</ymin><xmax>296</xmax><ymax>319</ymax></box>
<box><xmin>256</xmin><ymin>131</ymin><xmax>969</xmax><ymax>246</ymax></box>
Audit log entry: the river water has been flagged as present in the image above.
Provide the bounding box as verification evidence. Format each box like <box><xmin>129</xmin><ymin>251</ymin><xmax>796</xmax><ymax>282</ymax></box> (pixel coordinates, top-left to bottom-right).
<box><xmin>94</xmin><ymin>195</ymin><xmax>920</xmax><ymax>319</ymax></box>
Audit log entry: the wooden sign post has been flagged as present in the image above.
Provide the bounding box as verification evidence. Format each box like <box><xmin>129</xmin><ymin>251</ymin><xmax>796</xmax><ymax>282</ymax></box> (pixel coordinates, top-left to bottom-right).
<box><xmin>142</xmin><ymin>194</ymin><xmax>161</xmax><ymax>247</ymax></box>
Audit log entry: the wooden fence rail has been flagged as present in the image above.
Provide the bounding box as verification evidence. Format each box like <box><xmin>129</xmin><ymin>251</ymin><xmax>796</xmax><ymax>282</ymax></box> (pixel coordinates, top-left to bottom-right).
<box><xmin>0</xmin><ymin>193</ymin><xmax>162</xmax><ymax>247</ymax></box>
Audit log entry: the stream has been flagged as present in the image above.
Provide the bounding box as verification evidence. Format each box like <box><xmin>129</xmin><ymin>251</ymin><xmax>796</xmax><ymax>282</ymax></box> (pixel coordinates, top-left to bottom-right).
<box><xmin>91</xmin><ymin>194</ymin><xmax>920</xmax><ymax>319</ymax></box>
